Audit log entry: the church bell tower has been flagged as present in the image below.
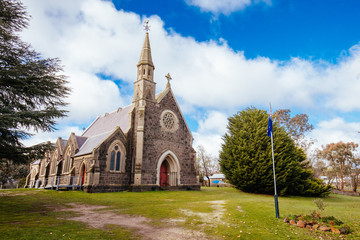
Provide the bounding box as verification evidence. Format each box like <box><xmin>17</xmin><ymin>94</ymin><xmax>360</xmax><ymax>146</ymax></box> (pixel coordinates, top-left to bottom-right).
<box><xmin>133</xmin><ymin>21</ymin><xmax>156</xmax><ymax>185</ymax></box>
<box><xmin>133</xmin><ymin>26</ymin><xmax>156</xmax><ymax>102</ymax></box>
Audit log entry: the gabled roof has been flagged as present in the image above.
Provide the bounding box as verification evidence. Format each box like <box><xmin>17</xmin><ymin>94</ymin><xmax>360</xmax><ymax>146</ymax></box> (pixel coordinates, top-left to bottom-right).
<box><xmin>74</xmin><ymin>126</ymin><xmax>127</xmax><ymax>157</ymax></box>
<box><xmin>75</xmin><ymin>136</ymin><xmax>88</xmax><ymax>149</ymax></box>
<box><xmin>156</xmin><ymin>86</ymin><xmax>192</xmax><ymax>138</ymax></box>
<box><xmin>203</xmin><ymin>174</ymin><xmax>226</xmax><ymax>181</ymax></box>
<box><xmin>81</xmin><ymin>104</ymin><xmax>134</xmax><ymax>138</ymax></box>
<box><xmin>210</xmin><ymin>173</ymin><xmax>225</xmax><ymax>179</ymax></box>
<box><xmin>53</xmin><ymin>137</ymin><xmax>66</xmax><ymax>156</ymax></box>
<box><xmin>74</xmin><ymin>131</ymin><xmax>113</xmax><ymax>157</ymax></box>
<box><xmin>31</xmin><ymin>159</ymin><xmax>41</xmax><ymax>165</ymax></box>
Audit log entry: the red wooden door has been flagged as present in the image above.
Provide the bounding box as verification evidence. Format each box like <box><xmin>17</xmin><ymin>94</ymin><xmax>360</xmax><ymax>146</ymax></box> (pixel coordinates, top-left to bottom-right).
<box><xmin>160</xmin><ymin>162</ymin><xmax>168</xmax><ymax>186</ymax></box>
<box><xmin>82</xmin><ymin>167</ymin><xmax>86</xmax><ymax>185</ymax></box>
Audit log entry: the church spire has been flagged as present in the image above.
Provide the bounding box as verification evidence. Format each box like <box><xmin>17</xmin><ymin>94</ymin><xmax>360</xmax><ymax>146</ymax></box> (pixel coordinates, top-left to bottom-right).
<box><xmin>133</xmin><ymin>21</ymin><xmax>156</xmax><ymax>103</ymax></box>
<box><xmin>137</xmin><ymin>32</ymin><xmax>154</xmax><ymax>68</ymax></box>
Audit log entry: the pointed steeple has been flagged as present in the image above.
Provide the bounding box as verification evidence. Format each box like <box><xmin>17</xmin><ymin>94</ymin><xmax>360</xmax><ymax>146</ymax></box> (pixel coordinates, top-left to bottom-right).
<box><xmin>137</xmin><ymin>32</ymin><xmax>154</xmax><ymax>68</ymax></box>
<box><xmin>133</xmin><ymin>28</ymin><xmax>156</xmax><ymax>103</ymax></box>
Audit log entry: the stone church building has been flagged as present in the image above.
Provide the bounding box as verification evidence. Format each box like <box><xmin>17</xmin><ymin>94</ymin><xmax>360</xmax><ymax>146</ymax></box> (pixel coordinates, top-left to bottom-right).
<box><xmin>25</xmin><ymin>31</ymin><xmax>200</xmax><ymax>192</ymax></box>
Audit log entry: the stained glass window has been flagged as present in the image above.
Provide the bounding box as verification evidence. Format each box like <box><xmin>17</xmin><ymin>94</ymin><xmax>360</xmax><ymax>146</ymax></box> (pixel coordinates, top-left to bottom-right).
<box><xmin>162</xmin><ymin>112</ymin><xmax>175</xmax><ymax>130</ymax></box>
<box><xmin>110</xmin><ymin>145</ymin><xmax>122</xmax><ymax>172</ymax></box>
<box><xmin>110</xmin><ymin>151</ymin><xmax>115</xmax><ymax>170</ymax></box>
<box><xmin>116</xmin><ymin>152</ymin><xmax>121</xmax><ymax>171</ymax></box>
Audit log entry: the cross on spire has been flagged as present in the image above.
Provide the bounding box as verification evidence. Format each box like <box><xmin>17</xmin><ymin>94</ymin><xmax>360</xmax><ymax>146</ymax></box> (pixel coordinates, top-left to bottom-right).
<box><xmin>165</xmin><ymin>73</ymin><xmax>172</xmax><ymax>88</ymax></box>
<box><xmin>144</xmin><ymin>20</ymin><xmax>150</xmax><ymax>32</ymax></box>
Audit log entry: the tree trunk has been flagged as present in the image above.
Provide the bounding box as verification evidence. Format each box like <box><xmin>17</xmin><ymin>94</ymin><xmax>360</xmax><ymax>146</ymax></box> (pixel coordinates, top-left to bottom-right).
<box><xmin>206</xmin><ymin>174</ymin><xmax>211</xmax><ymax>187</ymax></box>
<box><xmin>335</xmin><ymin>176</ymin><xmax>340</xmax><ymax>190</ymax></box>
<box><xmin>340</xmin><ymin>163</ymin><xmax>344</xmax><ymax>191</ymax></box>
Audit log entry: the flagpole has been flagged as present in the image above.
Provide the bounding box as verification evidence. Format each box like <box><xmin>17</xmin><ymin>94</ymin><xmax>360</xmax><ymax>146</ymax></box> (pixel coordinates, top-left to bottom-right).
<box><xmin>269</xmin><ymin>103</ymin><xmax>279</xmax><ymax>218</ymax></box>
<box><xmin>270</xmin><ymin>131</ymin><xmax>279</xmax><ymax>218</ymax></box>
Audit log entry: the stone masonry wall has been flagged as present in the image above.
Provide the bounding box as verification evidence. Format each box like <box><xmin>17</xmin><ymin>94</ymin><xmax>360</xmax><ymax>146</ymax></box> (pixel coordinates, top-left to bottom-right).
<box><xmin>96</xmin><ymin>130</ymin><xmax>132</xmax><ymax>187</ymax></box>
<box><xmin>141</xmin><ymin>91</ymin><xmax>198</xmax><ymax>186</ymax></box>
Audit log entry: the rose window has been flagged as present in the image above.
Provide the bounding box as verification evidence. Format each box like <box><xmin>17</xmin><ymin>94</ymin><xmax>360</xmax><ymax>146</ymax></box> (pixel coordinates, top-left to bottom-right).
<box><xmin>162</xmin><ymin>112</ymin><xmax>175</xmax><ymax>130</ymax></box>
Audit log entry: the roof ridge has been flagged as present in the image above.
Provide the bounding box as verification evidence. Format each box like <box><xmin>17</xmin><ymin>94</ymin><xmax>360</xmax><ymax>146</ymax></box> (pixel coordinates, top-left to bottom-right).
<box><xmin>81</xmin><ymin>116</ymin><xmax>100</xmax><ymax>137</ymax></box>
<box><xmin>100</xmin><ymin>103</ymin><xmax>134</xmax><ymax>118</ymax></box>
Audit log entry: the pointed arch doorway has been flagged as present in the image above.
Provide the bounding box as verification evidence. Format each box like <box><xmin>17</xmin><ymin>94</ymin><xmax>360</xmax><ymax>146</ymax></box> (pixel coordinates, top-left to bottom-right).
<box><xmin>80</xmin><ymin>164</ymin><xmax>86</xmax><ymax>185</ymax></box>
<box><xmin>160</xmin><ymin>161</ymin><xmax>169</xmax><ymax>186</ymax></box>
<box><xmin>156</xmin><ymin>150</ymin><xmax>181</xmax><ymax>187</ymax></box>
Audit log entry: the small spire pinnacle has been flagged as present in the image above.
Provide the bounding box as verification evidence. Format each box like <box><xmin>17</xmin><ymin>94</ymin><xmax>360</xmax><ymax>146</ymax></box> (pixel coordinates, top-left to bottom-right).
<box><xmin>137</xmin><ymin>22</ymin><xmax>154</xmax><ymax>67</ymax></box>
<box><xmin>165</xmin><ymin>73</ymin><xmax>172</xmax><ymax>88</ymax></box>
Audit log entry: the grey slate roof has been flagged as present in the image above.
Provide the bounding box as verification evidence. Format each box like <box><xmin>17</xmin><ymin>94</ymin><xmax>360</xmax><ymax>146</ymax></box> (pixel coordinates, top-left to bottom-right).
<box><xmin>31</xmin><ymin>159</ymin><xmax>41</xmax><ymax>165</ymax></box>
<box><xmin>81</xmin><ymin>104</ymin><xmax>133</xmax><ymax>138</ymax></box>
<box><xmin>75</xmin><ymin>136</ymin><xmax>88</xmax><ymax>149</ymax></box>
<box><xmin>74</xmin><ymin>131</ymin><xmax>113</xmax><ymax>157</ymax></box>
<box><xmin>73</xmin><ymin>104</ymin><xmax>134</xmax><ymax>157</ymax></box>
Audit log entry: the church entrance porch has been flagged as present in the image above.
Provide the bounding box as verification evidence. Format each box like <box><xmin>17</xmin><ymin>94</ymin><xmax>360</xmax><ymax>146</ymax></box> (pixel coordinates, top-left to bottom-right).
<box><xmin>156</xmin><ymin>150</ymin><xmax>180</xmax><ymax>187</ymax></box>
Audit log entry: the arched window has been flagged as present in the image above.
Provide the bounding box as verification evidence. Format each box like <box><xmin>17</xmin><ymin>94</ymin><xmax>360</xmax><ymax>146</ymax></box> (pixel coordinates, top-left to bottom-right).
<box><xmin>116</xmin><ymin>151</ymin><xmax>121</xmax><ymax>171</ymax></box>
<box><xmin>110</xmin><ymin>145</ymin><xmax>122</xmax><ymax>171</ymax></box>
<box><xmin>31</xmin><ymin>168</ymin><xmax>37</xmax><ymax>181</ymax></box>
<box><xmin>63</xmin><ymin>148</ymin><xmax>72</xmax><ymax>173</ymax></box>
<box><xmin>107</xmin><ymin>142</ymin><xmax>126</xmax><ymax>172</ymax></box>
<box><xmin>40</xmin><ymin>160</ymin><xmax>46</xmax><ymax>176</ymax></box>
<box><xmin>66</xmin><ymin>154</ymin><xmax>71</xmax><ymax>172</ymax></box>
<box><xmin>110</xmin><ymin>151</ymin><xmax>115</xmax><ymax>170</ymax></box>
<box><xmin>51</xmin><ymin>150</ymin><xmax>58</xmax><ymax>174</ymax></box>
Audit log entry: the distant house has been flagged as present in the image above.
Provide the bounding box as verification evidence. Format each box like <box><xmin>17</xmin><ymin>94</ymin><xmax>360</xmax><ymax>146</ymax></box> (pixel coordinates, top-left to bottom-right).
<box><xmin>203</xmin><ymin>173</ymin><xmax>227</xmax><ymax>186</ymax></box>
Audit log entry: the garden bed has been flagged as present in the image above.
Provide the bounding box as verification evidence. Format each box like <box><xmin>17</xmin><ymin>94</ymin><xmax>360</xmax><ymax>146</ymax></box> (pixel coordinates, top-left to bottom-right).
<box><xmin>284</xmin><ymin>214</ymin><xmax>351</xmax><ymax>235</ymax></box>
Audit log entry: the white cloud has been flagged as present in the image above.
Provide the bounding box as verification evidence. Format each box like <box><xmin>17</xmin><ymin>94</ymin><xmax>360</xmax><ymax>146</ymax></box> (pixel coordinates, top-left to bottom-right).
<box><xmin>22</xmin><ymin>126</ymin><xmax>83</xmax><ymax>147</ymax></box>
<box><xmin>185</xmin><ymin>0</ymin><xmax>271</xmax><ymax>15</ymax></box>
<box><xmin>193</xmin><ymin>111</ymin><xmax>228</xmax><ymax>157</ymax></box>
<box><xmin>21</xmin><ymin>0</ymin><xmax>360</xmax><ymax>117</ymax></box>
<box><xmin>64</xmin><ymin>70</ymin><xmax>129</xmax><ymax>124</ymax></box>
<box><xmin>19</xmin><ymin>0</ymin><xmax>360</xmax><ymax>154</ymax></box>
<box><xmin>21</xmin><ymin>0</ymin><xmax>146</xmax><ymax>124</ymax></box>
<box><xmin>197</xmin><ymin>111</ymin><xmax>228</xmax><ymax>134</ymax></box>
<box><xmin>310</xmin><ymin>118</ymin><xmax>360</xmax><ymax>150</ymax></box>
<box><xmin>323</xmin><ymin>45</ymin><xmax>360</xmax><ymax>111</ymax></box>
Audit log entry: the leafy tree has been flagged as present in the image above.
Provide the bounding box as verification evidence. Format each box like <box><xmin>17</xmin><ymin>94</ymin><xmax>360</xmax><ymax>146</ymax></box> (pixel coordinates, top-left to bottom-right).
<box><xmin>318</xmin><ymin>142</ymin><xmax>358</xmax><ymax>191</ymax></box>
<box><xmin>0</xmin><ymin>159</ymin><xmax>29</xmax><ymax>187</ymax></box>
<box><xmin>349</xmin><ymin>156</ymin><xmax>360</xmax><ymax>192</ymax></box>
<box><xmin>311</xmin><ymin>158</ymin><xmax>327</xmax><ymax>178</ymax></box>
<box><xmin>219</xmin><ymin>107</ymin><xmax>331</xmax><ymax>197</ymax></box>
<box><xmin>324</xmin><ymin>166</ymin><xmax>338</xmax><ymax>186</ymax></box>
<box><xmin>273</xmin><ymin>109</ymin><xmax>314</xmax><ymax>152</ymax></box>
<box><xmin>196</xmin><ymin>145</ymin><xmax>219</xmax><ymax>187</ymax></box>
<box><xmin>0</xmin><ymin>0</ymin><xmax>70</xmax><ymax>163</ymax></box>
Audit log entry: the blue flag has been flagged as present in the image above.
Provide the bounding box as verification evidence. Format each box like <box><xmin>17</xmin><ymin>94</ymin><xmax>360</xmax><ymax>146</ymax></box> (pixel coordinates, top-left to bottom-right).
<box><xmin>267</xmin><ymin>113</ymin><xmax>272</xmax><ymax>137</ymax></box>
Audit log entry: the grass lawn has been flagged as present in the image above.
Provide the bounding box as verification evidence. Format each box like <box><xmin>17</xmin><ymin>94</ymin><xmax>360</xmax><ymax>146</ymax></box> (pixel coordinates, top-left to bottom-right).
<box><xmin>0</xmin><ymin>187</ymin><xmax>359</xmax><ymax>239</ymax></box>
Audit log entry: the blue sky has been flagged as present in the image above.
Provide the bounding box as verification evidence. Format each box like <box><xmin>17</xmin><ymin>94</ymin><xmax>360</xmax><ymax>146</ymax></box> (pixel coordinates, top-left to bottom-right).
<box><xmin>115</xmin><ymin>0</ymin><xmax>360</xmax><ymax>61</ymax></box>
<box><xmin>21</xmin><ymin>0</ymin><xmax>360</xmax><ymax>157</ymax></box>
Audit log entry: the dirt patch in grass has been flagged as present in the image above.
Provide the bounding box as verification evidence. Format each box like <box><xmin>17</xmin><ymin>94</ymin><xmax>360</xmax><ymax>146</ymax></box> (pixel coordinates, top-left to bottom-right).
<box><xmin>236</xmin><ymin>206</ymin><xmax>244</xmax><ymax>212</ymax></box>
<box><xmin>58</xmin><ymin>203</ymin><xmax>210</xmax><ymax>240</ymax></box>
<box><xmin>180</xmin><ymin>200</ymin><xmax>227</xmax><ymax>223</ymax></box>
<box><xmin>0</xmin><ymin>190</ymin><xmax>37</xmax><ymax>196</ymax></box>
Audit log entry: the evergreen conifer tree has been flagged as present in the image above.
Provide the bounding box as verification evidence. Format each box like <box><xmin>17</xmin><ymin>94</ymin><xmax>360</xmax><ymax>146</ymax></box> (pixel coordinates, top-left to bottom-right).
<box><xmin>0</xmin><ymin>0</ymin><xmax>70</xmax><ymax>163</ymax></box>
<box><xmin>219</xmin><ymin>107</ymin><xmax>331</xmax><ymax>197</ymax></box>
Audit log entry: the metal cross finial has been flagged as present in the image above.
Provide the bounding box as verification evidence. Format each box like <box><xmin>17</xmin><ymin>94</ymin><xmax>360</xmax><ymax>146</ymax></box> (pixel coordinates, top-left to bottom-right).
<box><xmin>165</xmin><ymin>73</ymin><xmax>172</xmax><ymax>88</ymax></box>
<box><xmin>144</xmin><ymin>20</ymin><xmax>150</xmax><ymax>32</ymax></box>
<box><xmin>165</xmin><ymin>73</ymin><xmax>172</xmax><ymax>81</ymax></box>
